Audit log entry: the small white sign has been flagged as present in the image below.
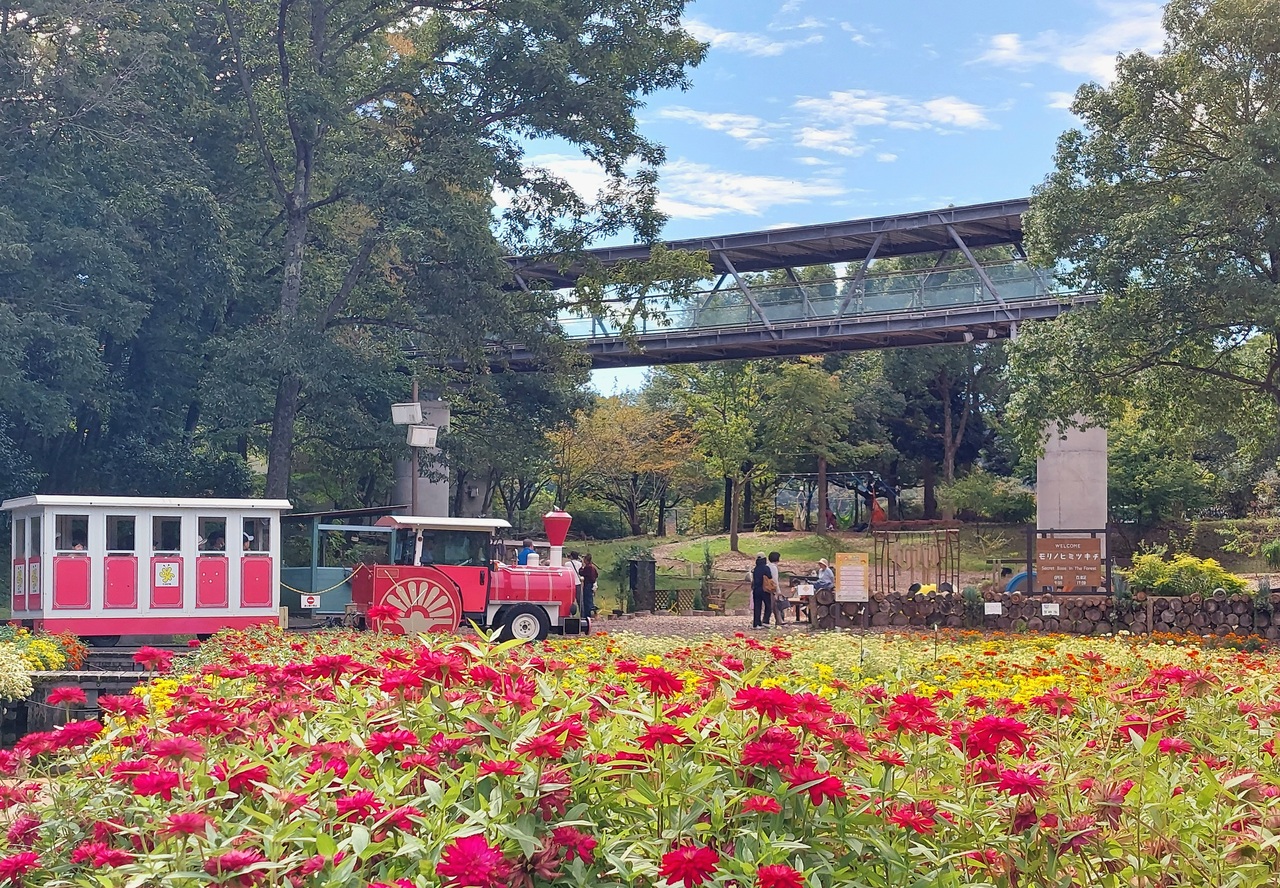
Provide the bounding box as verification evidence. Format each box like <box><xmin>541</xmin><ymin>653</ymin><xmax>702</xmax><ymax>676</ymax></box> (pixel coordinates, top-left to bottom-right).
<box><xmin>300</xmin><ymin>594</ymin><xmax>321</xmax><ymax>609</ymax></box>
<box><xmin>153</xmin><ymin>560</ymin><xmax>180</xmax><ymax>587</ymax></box>
<box><xmin>1041</xmin><ymin>602</ymin><xmax>1060</xmax><ymax>617</ymax></box>
<box><xmin>984</xmin><ymin>602</ymin><xmax>1003</xmax><ymax>616</ymax></box>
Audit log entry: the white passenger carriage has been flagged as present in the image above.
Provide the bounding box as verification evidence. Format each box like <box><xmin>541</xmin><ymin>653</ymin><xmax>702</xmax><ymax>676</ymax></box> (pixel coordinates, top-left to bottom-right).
<box><xmin>3</xmin><ymin>495</ymin><xmax>290</xmax><ymax>644</ymax></box>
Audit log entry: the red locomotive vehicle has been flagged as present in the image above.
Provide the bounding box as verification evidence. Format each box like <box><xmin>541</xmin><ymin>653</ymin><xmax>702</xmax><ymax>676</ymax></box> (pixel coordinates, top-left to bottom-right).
<box><xmin>349</xmin><ymin>510</ymin><xmax>585</xmax><ymax>641</ymax></box>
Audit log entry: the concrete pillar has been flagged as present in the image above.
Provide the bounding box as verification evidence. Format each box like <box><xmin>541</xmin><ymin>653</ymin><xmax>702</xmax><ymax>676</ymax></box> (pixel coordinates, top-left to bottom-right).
<box><xmin>1036</xmin><ymin>420</ymin><xmax>1107</xmax><ymax>530</ymax></box>
<box><xmin>392</xmin><ymin>400</ymin><xmax>450</xmax><ymax>517</ymax></box>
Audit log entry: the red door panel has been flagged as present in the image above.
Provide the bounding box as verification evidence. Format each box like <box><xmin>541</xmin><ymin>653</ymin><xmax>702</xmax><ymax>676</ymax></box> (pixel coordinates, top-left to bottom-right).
<box><xmin>104</xmin><ymin>556</ymin><xmax>139</xmax><ymax>609</ymax></box>
<box><xmin>196</xmin><ymin>557</ymin><xmax>228</xmax><ymax>608</ymax></box>
<box><xmin>10</xmin><ymin>561</ymin><xmax>24</xmax><ymax>612</ymax></box>
<box><xmin>241</xmin><ymin>556</ymin><xmax>273</xmax><ymax>607</ymax></box>
<box><xmin>150</xmin><ymin>557</ymin><xmax>184</xmax><ymax>608</ymax></box>
<box><xmin>52</xmin><ymin>556</ymin><xmax>91</xmax><ymax>609</ymax></box>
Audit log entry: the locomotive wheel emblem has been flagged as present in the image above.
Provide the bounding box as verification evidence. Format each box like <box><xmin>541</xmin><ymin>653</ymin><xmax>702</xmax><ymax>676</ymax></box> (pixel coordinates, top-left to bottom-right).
<box><xmin>379</xmin><ymin>570</ymin><xmax>462</xmax><ymax>635</ymax></box>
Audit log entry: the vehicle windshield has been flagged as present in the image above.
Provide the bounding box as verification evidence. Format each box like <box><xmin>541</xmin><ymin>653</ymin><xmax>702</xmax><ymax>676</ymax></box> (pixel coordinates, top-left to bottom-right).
<box><xmin>394</xmin><ymin>529</ymin><xmax>489</xmax><ymax>566</ymax></box>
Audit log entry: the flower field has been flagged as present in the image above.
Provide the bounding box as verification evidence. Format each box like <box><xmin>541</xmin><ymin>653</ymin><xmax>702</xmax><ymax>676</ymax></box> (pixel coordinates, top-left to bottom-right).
<box><xmin>4</xmin><ymin>627</ymin><xmax>1280</xmax><ymax>886</ymax></box>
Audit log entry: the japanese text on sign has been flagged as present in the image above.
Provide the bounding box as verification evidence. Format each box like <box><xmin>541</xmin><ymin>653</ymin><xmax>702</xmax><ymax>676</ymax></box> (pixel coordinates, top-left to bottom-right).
<box><xmin>1036</xmin><ymin>537</ymin><xmax>1103</xmax><ymax>590</ymax></box>
<box><xmin>834</xmin><ymin>552</ymin><xmax>869</xmax><ymax>603</ymax></box>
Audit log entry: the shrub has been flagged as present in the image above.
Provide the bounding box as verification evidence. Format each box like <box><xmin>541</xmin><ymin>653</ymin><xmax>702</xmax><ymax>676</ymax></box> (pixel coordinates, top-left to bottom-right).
<box><xmin>1122</xmin><ymin>548</ymin><xmax>1248</xmax><ymax>597</ymax></box>
<box><xmin>938</xmin><ymin>469</ymin><xmax>1035</xmax><ymax>523</ymax></box>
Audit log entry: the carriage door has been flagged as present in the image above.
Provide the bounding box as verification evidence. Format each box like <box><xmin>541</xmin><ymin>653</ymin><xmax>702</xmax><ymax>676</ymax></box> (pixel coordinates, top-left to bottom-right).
<box><xmin>104</xmin><ymin>515</ymin><xmax>139</xmax><ymax>609</ymax></box>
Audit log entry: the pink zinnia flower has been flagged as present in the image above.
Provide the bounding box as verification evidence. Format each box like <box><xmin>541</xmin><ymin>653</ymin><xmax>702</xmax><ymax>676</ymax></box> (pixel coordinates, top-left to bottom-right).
<box><xmin>162</xmin><ymin>812</ymin><xmax>212</xmax><ymax>836</ymax></box>
<box><xmin>1159</xmin><ymin>737</ymin><xmax>1193</xmax><ymax>755</ymax></box>
<box><xmin>742</xmin><ymin>795</ymin><xmax>782</xmax><ymax>815</ymax></box>
<box><xmin>203</xmin><ymin>849</ymin><xmax>267</xmax><ymax>882</ymax></box>
<box><xmin>435</xmin><ymin>834</ymin><xmax>510</xmax><ymax>888</ymax></box>
<box><xmin>149</xmin><ymin>737</ymin><xmax>206</xmax><ymax>762</ymax></box>
<box><xmin>132</xmin><ymin>769</ymin><xmax>181</xmax><ymax>801</ymax></box>
<box><xmin>133</xmin><ymin>647</ymin><xmax>174</xmax><ymax>671</ymax></box>
<box><xmin>552</xmin><ymin>826</ymin><xmax>597</xmax><ymax>863</ymax></box>
<box><xmin>367</xmin><ymin>729</ymin><xmax>419</xmax><ymax>755</ymax></box>
<box><xmin>635</xmin><ymin>667</ymin><xmax>684</xmax><ymax>697</ymax></box>
<box><xmin>478</xmin><ymin>760</ymin><xmax>522</xmax><ymax>778</ymax></box>
<box><xmin>0</xmin><ymin>852</ymin><xmax>41</xmax><ymax>881</ymax></box>
<box><xmin>47</xmin><ymin>686</ymin><xmax>87</xmax><ymax>707</ymax></box>
<box><xmin>757</xmin><ymin>863</ymin><xmax>805</xmax><ymax>888</ymax></box>
<box><xmin>731</xmin><ymin>686</ymin><xmax>798</xmax><ymax>720</ymax></box>
<box><xmin>70</xmin><ymin>842</ymin><xmax>134</xmax><ymax>867</ymax></box>
<box><xmin>657</xmin><ymin>843</ymin><xmax>719</xmax><ymax>888</ymax></box>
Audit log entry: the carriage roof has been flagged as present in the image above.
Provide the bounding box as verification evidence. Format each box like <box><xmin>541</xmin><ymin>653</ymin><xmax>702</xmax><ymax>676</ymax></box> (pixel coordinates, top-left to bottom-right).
<box><xmin>374</xmin><ymin>515</ymin><xmax>512</xmax><ymax>532</ymax></box>
<box><xmin>1</xmin><ymin>495</ymin><xmax>293</xmax><ymax>512</ymax></box>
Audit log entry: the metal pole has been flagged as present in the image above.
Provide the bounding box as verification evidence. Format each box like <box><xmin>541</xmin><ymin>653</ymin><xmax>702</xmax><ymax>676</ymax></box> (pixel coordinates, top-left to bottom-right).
<box><xmin>410</xmin><ymin>378</ymin><xmax>420</xmax><ymax>516</ymax></box>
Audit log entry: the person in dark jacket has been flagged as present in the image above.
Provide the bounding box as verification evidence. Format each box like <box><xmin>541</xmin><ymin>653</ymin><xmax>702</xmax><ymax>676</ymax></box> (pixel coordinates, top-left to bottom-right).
<box><xmin>751</xmin><ymin>552</ymin><xmax>772</xmax><ymax>629</ymax></box>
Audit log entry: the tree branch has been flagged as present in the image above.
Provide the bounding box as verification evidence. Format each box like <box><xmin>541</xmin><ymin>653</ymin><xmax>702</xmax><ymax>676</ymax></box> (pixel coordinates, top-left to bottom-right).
<box><xmin>321</xmin><ymin>234</ymin><xmax>379</xmax><ymax>329</ymax></box>
<box><xmin>221</xmin><ymin>0</ymin><xmax>288</xmax><ymax>204</ymax></box>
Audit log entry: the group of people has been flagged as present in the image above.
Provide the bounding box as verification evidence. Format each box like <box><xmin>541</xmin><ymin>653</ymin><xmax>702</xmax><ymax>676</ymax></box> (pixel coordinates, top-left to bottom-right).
<box><xmin>517</xmin><ymin>540</ymin><xmax>598</xmax><ymax>619</ymax></box>
<box><xmin>751</xmin><ymin>553</ymin><xmax>836</xmax><ymax>629</ymax></box>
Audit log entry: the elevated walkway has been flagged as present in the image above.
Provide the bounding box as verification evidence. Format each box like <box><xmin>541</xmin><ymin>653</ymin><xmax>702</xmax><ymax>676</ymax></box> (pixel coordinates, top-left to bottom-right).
<box><xmin>490</xmin><ymin>198</ymin><xmax>1094</xmax><ymax>369</ymax></box>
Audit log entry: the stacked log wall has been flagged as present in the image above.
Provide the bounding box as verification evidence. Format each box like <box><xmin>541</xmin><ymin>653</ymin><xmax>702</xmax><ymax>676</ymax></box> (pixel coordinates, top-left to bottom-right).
<box><xmin>808</xmin><ymin>587</ymin><xmax>1278</xmax><ymax>638</ymax></box>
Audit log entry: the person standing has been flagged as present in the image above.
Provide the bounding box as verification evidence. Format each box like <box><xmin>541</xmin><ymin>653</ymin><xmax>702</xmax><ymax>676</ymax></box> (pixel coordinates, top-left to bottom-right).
<box><xmin>566</xmin><ymin>550</ymin><xmax>584</xmax><ymax>615</ymax></box>
<box><xmin>580</xmin><ymin>554</ymin><xmax>598</xmax><ymax>618</ymax></box>
<box><xmin>751</xmin><ymin>552</ymin><xmax>773</xmax><ymax>629</ymax></box>
<box><xmin>768</xmin><ymin>551</ymin><xmax>786</xmax><ymax>625</ymax></box>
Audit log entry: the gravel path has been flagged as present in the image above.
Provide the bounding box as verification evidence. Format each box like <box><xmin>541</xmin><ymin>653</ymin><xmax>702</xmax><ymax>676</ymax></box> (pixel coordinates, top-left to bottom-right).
<box><xmin>596</xmin><ymin>611</ymin><xmax>813</xmax><ymax>637</ymax></box>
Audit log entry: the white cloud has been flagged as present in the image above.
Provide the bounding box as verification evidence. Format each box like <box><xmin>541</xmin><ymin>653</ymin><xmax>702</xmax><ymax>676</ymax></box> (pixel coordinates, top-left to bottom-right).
<box><xmin>795</xmin><ymin>156</ymin><xmax>836</xmax><ymax>166</ymax></box>
<box><xmin>975</xmin><ymin>2</ymin><xmax>1164</xmax><ymax>83</ymax></box>
<box><xmin>839</xmin><ymin>21</ymin><xmax>871</xmax><ymax>46</ymax></box>
<box><xmin>685</xmin><ymin>18</ymin><xmax>823</xmax><ymax>57</ymax></box>
<box><xmin>791</xmin><ymin>89</ymin><xmax>993</xmax><ymax>156</ymax></box>
<box><xmin>1046</xmin><ymin>91</ymin><xmax>1076</xmax><ymax>110</ymax></box>
<box><xmin>659</xmin><ymin>106</ymin><xmax>776</xmax><ymax>148</ymax></box>
<box><xmin>519</xmin><ymin>154</ymin><xmax>845</xmax><ymax>221</ymax></box>
<box><xmin>876</xmin><ymin>153</ymin><xmax>897</xmax><ymax>163</ymax></box>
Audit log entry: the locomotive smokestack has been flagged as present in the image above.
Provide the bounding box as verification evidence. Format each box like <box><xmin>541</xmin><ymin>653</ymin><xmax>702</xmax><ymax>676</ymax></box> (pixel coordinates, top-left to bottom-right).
<box><xmin>542</xmin><ymin>509</ymin><xmax>572</xmax><ymax>568</ymax></box>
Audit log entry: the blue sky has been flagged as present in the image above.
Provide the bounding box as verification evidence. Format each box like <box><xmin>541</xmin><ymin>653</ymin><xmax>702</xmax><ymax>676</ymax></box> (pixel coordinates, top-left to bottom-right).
<box><xmin>561</xmin><ymin>0</ymin><xmax>1167</xmax><ymax>391</ymax></box>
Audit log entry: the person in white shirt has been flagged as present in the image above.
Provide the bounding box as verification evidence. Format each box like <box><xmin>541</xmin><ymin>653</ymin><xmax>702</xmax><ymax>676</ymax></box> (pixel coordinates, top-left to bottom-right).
<box><xmin>768</xmin><ymin>551</ymin><xmax>786</xmax><ymax>625</ymax></box>
<box><xmin>566</xmin><ymin>550</ymin><xmax>584</xmax><ymax>616</ymax></box>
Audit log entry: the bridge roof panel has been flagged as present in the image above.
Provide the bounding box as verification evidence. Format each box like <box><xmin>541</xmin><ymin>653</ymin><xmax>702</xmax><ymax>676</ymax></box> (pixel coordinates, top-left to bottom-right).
<box><xmin>507</xmin><ymin>198</ymin><xmax>1029</xmax><ymax>289</ymax></box>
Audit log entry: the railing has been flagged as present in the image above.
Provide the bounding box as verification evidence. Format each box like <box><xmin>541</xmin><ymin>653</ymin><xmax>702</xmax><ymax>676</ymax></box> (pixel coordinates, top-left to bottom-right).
<box><xmin>555</xmin><ymin>261</ymin><xmax>1059</xmax><ymax>340</ymax></box>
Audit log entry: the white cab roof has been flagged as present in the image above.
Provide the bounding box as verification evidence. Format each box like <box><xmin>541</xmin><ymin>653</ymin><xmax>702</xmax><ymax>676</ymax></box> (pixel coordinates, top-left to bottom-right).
<box><xmin>375</xmin><ymin>515</ymin><xmax>512</xmax><ymax>532</ymax></box>
<box><xmin>1</xmin><ymin>495</ymin><xmax>293</xmax><ymax>512</ymax></box>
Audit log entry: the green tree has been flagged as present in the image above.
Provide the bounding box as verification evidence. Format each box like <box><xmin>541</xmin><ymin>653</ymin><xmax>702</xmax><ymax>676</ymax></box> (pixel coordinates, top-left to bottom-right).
<box><xmin>1107</xmin><ymin>408</ymin><xmax>1214</xmax><ymax>528</ymax></box>
<box><xmin>205</xmin><ymin>0</ymin><xmax>705</xmax><ymax>498</ymax></box>
<box><xmin>1015</xmin><ymin>0</ymin><xmax>1280</xmax><ymax>450</ymax></box>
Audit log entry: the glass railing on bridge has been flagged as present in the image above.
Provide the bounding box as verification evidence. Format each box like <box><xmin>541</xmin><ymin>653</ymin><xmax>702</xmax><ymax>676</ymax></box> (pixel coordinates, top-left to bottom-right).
<box><xmin>556</xmin><ymin>261</ymin><xmax>1058</xmax><ymax>340</ymax></box>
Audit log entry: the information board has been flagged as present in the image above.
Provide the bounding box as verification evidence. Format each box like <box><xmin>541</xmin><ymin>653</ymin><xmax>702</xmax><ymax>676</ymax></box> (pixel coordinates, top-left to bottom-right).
<box><xmin>1036</xmin><ymin>536</ymin><xmax>1103</xmax><ymax>590</ymax></box>
<box><xmin>834</xmin><ymin>552</ymin><xmax>869</xmax><ymax>602</ymax></box>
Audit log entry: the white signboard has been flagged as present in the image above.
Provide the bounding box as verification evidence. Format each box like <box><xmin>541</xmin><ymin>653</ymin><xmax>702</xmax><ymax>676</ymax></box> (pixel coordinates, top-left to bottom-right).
<box><xmin>984</xmin><ymin>602</ymin><xmax>1003</xmax><ymax>616</ymax></box>
<box><xmin>1041</xmin><ymin>602</ymin><xmax>1060</xmax><ymax>617</ymax></box>
<box><xmin>300</xmin><ymin>594</ymin><xmax>321</xmax><ymax>609</ymax></box>
<box><xmin>153</xmin><ymin>560</ymin><xmax>181</xmax><ymax>587</ymax></box>
<box><xmin>834</xmin><ymin>552</ymin><xmax>869</xmax><ymax>602</ymax></box>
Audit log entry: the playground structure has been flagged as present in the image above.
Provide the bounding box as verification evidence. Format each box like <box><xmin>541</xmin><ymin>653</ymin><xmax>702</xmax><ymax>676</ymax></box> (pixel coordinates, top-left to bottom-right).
<box><xmin>3</xmin><ymin>495</ymin><xmax>289</xmax><ymax>644</ymax></box>
<box><xmin>873</xmin><ymin>529</ymin><xmax>961</xmax><ymax>595</ymax></box>
<box><xmin>771</xmin><ymin>471</ymin><xmax>895</xmax><ymax>531</ymax></box>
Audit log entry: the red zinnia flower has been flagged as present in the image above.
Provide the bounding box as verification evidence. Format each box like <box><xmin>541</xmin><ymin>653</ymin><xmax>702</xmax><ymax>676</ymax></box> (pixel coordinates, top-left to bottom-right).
<box><xmin>0</xmin><ymin>852</ymin><xmax>41</xmax><ymax>881</ymax></box>
<box><xmin>367</xmin><ymin>729</ymin><xmax>419</xmax><ymax>755</ymax></box>
<box><xmin>203</xmin><ymin>849</ymin><xmax>267</xmax><ymax>883</ymax></box>
<box><xmin>47</xmin><ymin>686</ymin><xmax>87</xmax><ymax>707</ymax></box>
<box><xmin>732</xmin><ymin>686</ymin><xmax>797</xmax><ymax>721</ymax></box>
<box><xmin>478</xmin><ymin>760</ymin><xmax>522</xmax><ymax>778</ymax></box>
<box><xmin>781</xmin><ymin>763</ymin><xmax>846</xmax><ymax>806</ymax></box>
<box><xmin>133</xmin><ymin>647</ymin><xmax>174</xmax><ymax>672</ymax></box>
<box><xmin>887</xmin><ymin>800</ymin><xmax>938</xmax><ymax>834</ymax></box>
<box><xmin>435</xmin><ymin>833</ymin><xmax>510</xmax><ymax>888</ymax></box>
<box><xmin>162</xmin><ymin>812</ymin><xmax>212</xmax><ymax>836</ymax></box>
<box><xmin>658</xmin><ymin>843</ymin><xmax>720</xmax><ymax>888</ymax></box>
<box><xmin>635</xmin><ymin>667</ymin><xmax>684</xmax><ymax>697</ymax></box>
<box><xmin>996</xmin><ymin>766</ymin><xmax>1049</xmax><ymax>799</ymax></box>
<box><xmin>552</xmin><ymin>826</ymin><xmax>597</xmax><ymax>864</ymax></box>
<box><xmin>5</xmin><ymin>815</ymin><xmax>39</xmax><ymax>848</ymax></box>
<box><xmin>637</xmin><ymin>723</ymin><xmax>690</xmax><ymax>750</ymax></box>
<box><xmin>742</xmin><ymin>795</ymin><xmax>782</xmax><ymax>815</ymax></box>
<box><xmin>132</xmin><ymin>769</ymin><xmax>181</xmax><ymax>801</ymax></box>
<box><xmin>514</xmin><ymin>734</ymin><xmax>564</xmax><ymax>761</ymax></box>
<box><xmin>335</xmin><ymin>790</ymin><xmax>384</xmax><ymax>821</ymax></box>
<box><xmin>149</xmin><ymin>737</ymin><xmax>206</xmax><ymax>762</ymax></box>
<box><xmin>70</xmin><ymin>842</ymin><xmax>134</xmax><ymax>867</ymax></box>
<box><xmin>875</xmin><ymin>749</ymin><xmax>907</xmax><ymax>768</ymax></box>
<box><xmin>366</xmin><ymin>603</ymin><xmax>404</xmax><ymax>623</ymax></box>
<box><xmin>756</xmin><ymin>863</ymin><xmax>804</xmax><ymax>888</ymax></box>
<box><xmin>1029</xmin><ymin>687</ymin><xmax>1075</xmax><ymax>717</ymax></box>
<box><xmin>1159</xmin><ymin>737</ymin><xmax>1193</xmax><ymax>755</ymax></box>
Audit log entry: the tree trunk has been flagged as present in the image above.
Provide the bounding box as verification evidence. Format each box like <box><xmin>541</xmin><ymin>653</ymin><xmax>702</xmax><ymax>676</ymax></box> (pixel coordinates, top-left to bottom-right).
<box><xmin>722</xmin><ymin>476</ymin><xmax>733</xmax><ymax>532</ymax></box>
<box><xmin>742</xmin><ymin>463</ymin><xmax>754</xmax><ymax>528</ymax></box>
<box><xmin>264</xmin><ymin>206</ymin><xmax>309</xmax><ymax>498</ymax></box>
<box><xmin>729</xmin><ymin>474</ymin><xmax>743</xmax><ymax>552</ymax></box>
<box><xmin>264</xmin><ymin>374</ymin><xmax>302</xmax><ymax>498</ymax></box>
<box><xmin>817</xmin><ymin>455</ymin><xmax>829</xmax><ymax>536</ymax></box>
<box><xmin>922</xmin><ymin>459</ymin><xmax>937</xmax><ymax>520</ymax></box>
<box><xmin>656</xmin><ymin>495</ymin><xmax>667</xmax><ymax>538</ymax></box>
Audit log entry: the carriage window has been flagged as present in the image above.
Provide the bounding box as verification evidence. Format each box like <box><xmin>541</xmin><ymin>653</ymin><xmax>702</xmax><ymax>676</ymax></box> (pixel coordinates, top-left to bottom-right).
<box><xmin>30</xmin><ymin>516</ymin><xmax>40</xmax><ymax>556</ymax></box>
<box><xmin>243</xmin><ymin>518</ymin><xmax>270</xmax><ymax>553</ymax></box>
<box><xmin>199</xmin><ymin>517</ymin><xmax>227</xmax><ymax>553</ymax></box>
<box><xmin>106</xmin><ymin>516</ymin><xmax>136</xmax><ymax>553</ymax></box>
<box><xmin>12</xmin><ymin>518</ymin><xmax>25</xmax><ymax>560</ymax></box>
<box><xmin>153</xmin><ymin>516</ymin><xmax>182</xmax><ymax>553</ymax></box>
<box><xmin>55</xmin><ymin>514</ymin><xmax>89</xmax><ymax>552</ymax></box>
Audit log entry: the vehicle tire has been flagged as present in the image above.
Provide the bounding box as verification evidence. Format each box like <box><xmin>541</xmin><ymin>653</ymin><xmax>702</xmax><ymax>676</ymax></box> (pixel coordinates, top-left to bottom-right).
<box><xmin>498</xmin><ymin>604</ymin><xmax>550</xmax><ymax>642</ymax></box>
<box><xmin>86</xmin><ymin>635</ymin><xmax>120</xmax><ymax>648</ymax></box>
<box><xmin>196</xmin><ymin>633</ymin><xmax>214</xmax><ymax>641</ymax></box>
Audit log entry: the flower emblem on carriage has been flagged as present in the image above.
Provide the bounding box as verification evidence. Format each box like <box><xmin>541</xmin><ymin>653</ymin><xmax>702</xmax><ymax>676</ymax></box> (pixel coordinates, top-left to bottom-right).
<box><xmin>378</xmin><ymin>570</ymin><xmax>462</xmax><ymax>635</ymax></box>
<box><xmin>156</xmin><ymin>564</ymin><xmax>178</xmax><ymax>586</ymax></box>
